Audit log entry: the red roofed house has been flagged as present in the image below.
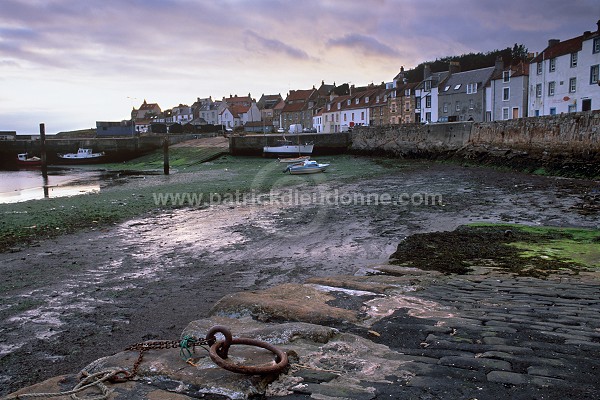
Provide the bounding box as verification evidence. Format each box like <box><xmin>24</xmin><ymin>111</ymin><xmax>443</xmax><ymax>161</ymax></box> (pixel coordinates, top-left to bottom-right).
<box><xmin>280</xmin><ymin>88</ymin><xmax>318</xmax><ymax>131</ymax></box>
<box><xmin>528</xmin><ymin>20</ymin><xmax>600</xmax><ymax>116</ymax></box>
<box><xmin>131</xmin><ymin>100</ymin><xmax>161</xmax><ymax>134</ymax></box>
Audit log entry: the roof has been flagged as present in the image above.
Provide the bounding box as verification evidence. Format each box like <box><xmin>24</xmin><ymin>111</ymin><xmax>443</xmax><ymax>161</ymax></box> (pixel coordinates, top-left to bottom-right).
<box><xmin>281</xmin><ymin>102</ymin><xmax>307</xmax><ymax>113</ymax></box>
<box><xmin>438</xmin><ymin>66</ymin><xmax>496</xmax><ymax>95</ymax></box>
<box><xmin>491</xmin><ymin>62</ymin><xmax>530</xmax><ymax>80</ymax></box>
<box><xmin>138</xmin><ymin>100</ymin><xmax>161</xmax><ymax>111</ymax></box>
<box><xmin>229</xmin><ymin>105</ymin><xmax>251</xmax><ymax>118</ymax></box>
<box><xmin>531</xmin><ymin>36</ymin><xmax>583</xmax><ymax>63</ymax></box>
<box><xmin>286</xmin><ymin>89</ymin><xmax>316</xmax><ymax>102</ymax></box>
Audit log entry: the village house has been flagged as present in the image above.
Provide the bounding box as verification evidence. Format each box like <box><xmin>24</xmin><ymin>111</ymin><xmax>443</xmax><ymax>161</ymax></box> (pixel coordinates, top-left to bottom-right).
<box><xmin>487</xmin><ymin>62</ymin><xmax>529</xmax><ymax>120</ymax></box>
<box><xmin>171</xmin><ymin>104</ymin><xmax>193</xmax><ymax>124</ymax></box>
<box><xmin>257</xmin><ymin>94</ymin><xmax>283</xmax><ymax>128</ymax></box>
<box><xmin>438</xmin><ymin>60</ymin><xmax>502</xmax><ymax>122</ymax></box>
<box><xmin>192</xmin><ymin>97</ymin><xmax>220</xmax><ymax>125</ymax></box>
<box><xmin>321</xmin><ymin>95</ymin><xmax>350</xmax><ymax>133</ymax></box>
<box><xmin>131</xmin><ymin>100</ymin><xmax>161</xmax><ymax>133</ymax></box>
<box><xmin>217</xmin><ymin>94</ymin><xmax>261</xmax><ymax>129</ymax></box>
<box><xmin>369</xmin><ymin>87</ymin><xmax>389</xmax><ymax>126</ymax></box>
<box><xmin>280</xmin><ymin>88</ymin><xmax>318</xmax><ymax>131</ymax></box>
<box><xmin>529</xmin><ymin>20</ymin><xmax>600</xmax><ymax>116</ymax></box>
<box><xmin>415</xmin><ymin>64</ymin><xmax>453</xmax><ymax>123</ymax></box>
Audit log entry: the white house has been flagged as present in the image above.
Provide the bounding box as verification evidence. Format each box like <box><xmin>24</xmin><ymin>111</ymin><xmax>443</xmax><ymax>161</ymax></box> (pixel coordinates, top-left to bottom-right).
<box><xmin>313</xmin><ymin>108</ymin><xmax>324</xmax><ymax>133</ymax></box>
<box><xmin>171</xmin><ymin>104</ymin><xmax>193</xmax><ymax>124</ymax></box>
<box><xmin>321</xmin><ymin>95</ymin><xmax>349</xmax><ymax>133</ymax></box>
<box><xmin>529</xmin><ymin>21</ymin><xmax>600</xmax><ymax>116</ymax></box>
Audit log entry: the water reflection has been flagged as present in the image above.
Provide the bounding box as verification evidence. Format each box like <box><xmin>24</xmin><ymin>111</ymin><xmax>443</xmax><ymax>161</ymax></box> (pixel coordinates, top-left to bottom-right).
<box><xmin>0</xmin><ymin>169</ymin><xmax>102</xmax><ymax>204</ymax></box>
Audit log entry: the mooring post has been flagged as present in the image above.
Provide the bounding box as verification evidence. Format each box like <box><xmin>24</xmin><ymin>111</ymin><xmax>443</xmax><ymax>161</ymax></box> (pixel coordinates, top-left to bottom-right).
<box><xmin>40</xmin><ymin>123</ymin><xmax>48</xmax><ymax>175</ymax></box>
<box><xmin>163</xmin><ymin>136</ymin><xmax>169</xmax><ymax>175</ymax></box>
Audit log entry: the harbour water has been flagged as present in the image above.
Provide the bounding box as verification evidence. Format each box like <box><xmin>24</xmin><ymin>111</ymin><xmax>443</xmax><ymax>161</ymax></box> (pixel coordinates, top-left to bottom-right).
<box><xmin>0</xmin><ymin>169</ymin><xmax>107</xmax><ymax>204</ymax></box>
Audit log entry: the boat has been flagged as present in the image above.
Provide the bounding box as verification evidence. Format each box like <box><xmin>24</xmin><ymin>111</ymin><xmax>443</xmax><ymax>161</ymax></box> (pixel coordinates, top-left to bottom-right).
<box><xmin>284</xmin><ymin>159</ymin><xmax>329</xmax><ymax>175</ymax></box>
<box><xmin>16</xmin><ymin>153</ymin><xmax>42</xmax><ymax>166</ymax></box>
<box><xmin>57</xmin><ymin>148</ymin><xmax>105</xmax><ymax>163</ymax></box>
<box><xmin>264</xmin><ymin>124</ymin><xmax>314</xmax><ymax>157</ymax></box>
<box><xmin>263</xmin><ymin>140</ymin><xmax>313</xmax><ymax>157</ymax></box>
<box><xmin>278</xmin><ymin>156</ymin><xmax>310</xmax><ymax>163</ymax></box>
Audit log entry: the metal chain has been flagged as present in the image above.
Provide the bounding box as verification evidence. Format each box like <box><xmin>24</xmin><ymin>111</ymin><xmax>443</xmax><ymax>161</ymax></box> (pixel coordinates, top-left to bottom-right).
<box><xmin>6</xmin><ymin>327</ymin><xmax>287</xmax><ymax>399</ymax></box>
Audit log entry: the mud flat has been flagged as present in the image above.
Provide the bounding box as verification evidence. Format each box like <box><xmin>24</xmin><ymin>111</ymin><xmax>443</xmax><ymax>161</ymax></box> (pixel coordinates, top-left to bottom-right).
<box><xmin>1</xmin><ymin>156</ymin><xmax>599</xmax><ymax>396</ymax></box>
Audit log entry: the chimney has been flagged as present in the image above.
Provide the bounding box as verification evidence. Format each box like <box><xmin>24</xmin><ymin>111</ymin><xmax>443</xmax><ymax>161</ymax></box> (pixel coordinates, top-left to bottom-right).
<box><xmin>449</xmin><ymin>61</ymin><xmax>461</xmax><ymax>74</ymax></box>
<box><xmin>423</xmin><ymin>64</ymin><xmax>432</xmax><ymax>79</ymax></box>
<box><xmin>548</xmin><ymin>39</ymin><xmax>560</xmax><ymax>48</ymax></box>
<box><xmin>597</xmin><ymin>19</ymin><xmax>600</xmax><ymax>32</ymax></box>
<box><xmin>400</xmin><ymin>66</ymin><xmax>404</xmax><ymax>72</ymax></box>
<box><xmin>494</xmin><ymin>56</ymin><xmax>504</xmax><ymax>73</ymax></box>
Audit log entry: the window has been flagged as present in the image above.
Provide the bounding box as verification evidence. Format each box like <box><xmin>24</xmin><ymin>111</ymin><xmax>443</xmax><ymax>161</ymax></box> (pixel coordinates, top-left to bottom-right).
<box><xmin>365</xmin><ymin>97</ymin><xmax>369</xmax><ymax>103</ymax></box>
<box><xmin>424</xmin><ymin>80</ymin><xmax>432</xmax><ymax>91</ymax></box>
<box><xmin>536</xmin><ymin>84</ymin><xmax>542</xmax><ymax>98</ymax></box>
<box><xmin>355</xmin><ymin>98</ymin><xmax>359</xmax><ymax>104</ymax></box>
<box><xmin>425</xmin><ymin>95</ymin><xmax>431</xmax><ymax>108</ymax></box>
<box><xmin>361</xmin><ymin>111</ymin><xmax>365</xmax><ymax>120</ymax></box>
<box><xmin>469</xmin><ymin>99</ymin><xmax>474</xmax><ymax>109</ymax></box>
<box><xmin>570</xmin><ymin>52</ymin><xmax>578</xmax><ymax>68</ymax></box>
<box><xmin>569</xmin><ymin>77</ymin><xmax>577</xmax><ymax>93</ymax></box>
<box><xmin>405</xmin><ymin>89</ymin><xmax>410</xmax><ymax>97</ymax></box>
<box><xmin>344</xmin><ymin>114</ymin><xmax>347</xmax><ymax>121</ymax></box>
<box><xmin>425</xmin><ymin>112</ymin><xmax>431</xmax><ymax>122</ymax></box>
<box><xmin>456</xmin><ymin>102</ymin><xmax>460</xmax><ymax>112</ymax></box>
<box><xmin>415</xmin><ymin>97</ymin><xmax>421</xmax><ymax>109</ymax></box>
<box><xmin>537</xmin><ymin>62</ymin><xmax>542</xmax><ymax>75</ymax></box>
<box><xmin>443</xmin><ymin>102</ymin><xmax>448</xmax><ymax>113</ymax></box>
<box><xmin>550</xmin><ymin>107</ymin><xmax>556</xmax><ymax>115</ymax></box>
<box><xmin>503</xmin><ymin>87</ymin><xmax>510</xmax><ymax>101</ymax></box>
<box><xmin>444</xmin><ymin>86</ymin><xmax>450</xmax><ymax>92</ymax></box>
<box><xmin>502</xmin><ymin>107</ymin><xmax>509</xmax><ymax>120</ymax></box>
<box><xmin>548</xmin><ymin>81</ymin><xmax>556</xmax><ymax>96</ymax></box>
<box><xmin>503</xmin><ymin>71</ymin><xmax>510</xmax><ymax>82</ymax></box>
<box><xmin>454</xmin><ymin>84</ymin><xmax>462</xmax><ymax>90</ymax></box>
<box><xmin>568</xmin><ymin>104</ymin><xmax>577</xmax><ymax>113</ymax></box>
<box><xmin>376</xmin><ymin>96</ymin><xmax>380</xmax><ymax>103</ymax></box>
<box><xmin>466</xmin><ymin>83</ymin><xmax>478</xmax><ymax>94</ymax></box>
<box><xmin>405</xmin><ymin>102</ymin><xmax>410</xmax><ymax>111</ymax></box>
<box><xmin>351</xmin><ymin>112</ymin><xmax>355</xmax><ymax>121</ymax></box>
<box><xmin>591</xmin><ymin>65</ymin><xmax>599</xmax><ymax>84</ymax></box>
<box><xmin>347</xmin><ymin>99</ymin><xmax>351</xmax><ymax>105</ymax></box>
<box><xmin>594</xmin><ymin>38</ymin><xmax>600</xmax><ymax>54</ymax></box>
<box><xmin>549</xmin><ymin>58</ymin><xmax>556</xmax><ymax>72</ymax></box>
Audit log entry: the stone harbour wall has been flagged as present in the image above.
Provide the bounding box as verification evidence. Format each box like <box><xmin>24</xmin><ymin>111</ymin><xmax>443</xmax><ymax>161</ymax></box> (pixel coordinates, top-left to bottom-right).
<box><xmin>351</xmin><ymin>110</ymin><xmax>600</xmax><ymax>176</ymax></box>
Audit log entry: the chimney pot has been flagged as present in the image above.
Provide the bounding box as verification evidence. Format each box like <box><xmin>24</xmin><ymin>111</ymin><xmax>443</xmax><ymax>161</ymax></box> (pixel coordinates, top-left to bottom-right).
<box><xmin>548</xmin><ymin>39</ymin><xmax>560</xmax><ymax>48</ymax></box>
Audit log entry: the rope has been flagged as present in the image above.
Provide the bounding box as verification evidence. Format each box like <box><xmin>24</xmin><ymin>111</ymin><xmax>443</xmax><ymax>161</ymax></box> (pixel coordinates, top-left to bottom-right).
<box><xmin>5</xmin><ymin>369</ymin><xmax>120</xmax><ymax>400</ymax></box>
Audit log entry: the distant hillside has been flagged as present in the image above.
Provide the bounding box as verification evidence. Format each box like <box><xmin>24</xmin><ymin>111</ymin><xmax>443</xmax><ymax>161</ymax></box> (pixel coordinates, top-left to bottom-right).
<box><xmin>403</xmin><ymin>44</ymin><xmax>528</xmax><ymax>83</ymax></box>
<box><xmin>54</xmin><ymin>128</ymin><xmax>96</xmax><ymax>138</ymax></box>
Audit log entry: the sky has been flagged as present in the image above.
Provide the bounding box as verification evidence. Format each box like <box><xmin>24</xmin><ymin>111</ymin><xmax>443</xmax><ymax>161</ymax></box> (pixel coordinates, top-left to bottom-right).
<box><xmin>0</xmin><ymin>0</ymin><xmax>598</xmax><ymax>134</ymax></box>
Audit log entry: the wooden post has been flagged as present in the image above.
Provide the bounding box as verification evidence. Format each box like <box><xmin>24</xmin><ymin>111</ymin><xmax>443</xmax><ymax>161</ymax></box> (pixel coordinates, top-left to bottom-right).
<box><xmin>163</xmin><ymin>136</ymin><xmax>169</xmax><ymax>175</ymax></box>
<box><xmin>40</xmin><ymin>123</ymin><xmax>48</xmax><ymax>175</ymax></box>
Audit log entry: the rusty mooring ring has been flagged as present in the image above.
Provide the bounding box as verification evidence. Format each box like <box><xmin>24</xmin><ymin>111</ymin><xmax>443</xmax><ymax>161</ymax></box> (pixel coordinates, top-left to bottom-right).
<box><xmin>209</xmin><ymin>337</ymin><xmax>289</xmax><ymax>375</ymax></box>
<box><xmin>205</xmin><ymin>325</ymin><xmax>233</xmax><ymax>359</ymax></box>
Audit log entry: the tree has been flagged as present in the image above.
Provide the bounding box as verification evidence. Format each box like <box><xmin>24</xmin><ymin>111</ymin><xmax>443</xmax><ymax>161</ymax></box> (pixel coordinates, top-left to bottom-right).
<box><xmin>511</xmin><ymin>43</ymin><xmax>529</xmax><ymax>64</ymax></box>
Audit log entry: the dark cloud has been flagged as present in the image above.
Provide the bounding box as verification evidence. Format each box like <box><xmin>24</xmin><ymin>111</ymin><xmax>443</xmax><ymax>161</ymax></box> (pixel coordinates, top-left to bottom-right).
<box><xmin>327</xmin><ymin>34</ymin><xmax>399</xmax><ymax>58</ymax></box>
<box><xmin>245</xmin><ymin>30</ymin><xmax>311</xmax><ymax>60</ymax></box>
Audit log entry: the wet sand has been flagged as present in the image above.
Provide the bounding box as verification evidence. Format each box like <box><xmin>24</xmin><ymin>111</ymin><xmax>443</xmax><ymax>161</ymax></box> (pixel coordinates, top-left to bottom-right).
<box><xmin>0</xmin><ymin>161</ymin><xmax>598</xmax><ymax>395</ymax></box>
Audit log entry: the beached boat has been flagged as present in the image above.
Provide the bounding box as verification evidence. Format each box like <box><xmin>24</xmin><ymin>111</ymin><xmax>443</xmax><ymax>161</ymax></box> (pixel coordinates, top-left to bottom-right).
<box><xmin>263</xmin><ymin>140</ymin><xmax>313</xmax><ymax>157</ymax></box>
<box><xmin>16</xmin><ymin>153</ymin><xmax>42</xmax><ymax>166</ymax></box>
<box><xmin>284</xmin><ymin>159</ymin><xmax>329</xmax><ymax>175</ymax></box>
<box><xmin>57</xmin><ymin>148</ymin><xmax>105</xmax><ymax>163</ymax></box>
<box><xmin>278</xmin><ymin>156</ymin><xmax>310</xmax><ymax>163</ymax></box>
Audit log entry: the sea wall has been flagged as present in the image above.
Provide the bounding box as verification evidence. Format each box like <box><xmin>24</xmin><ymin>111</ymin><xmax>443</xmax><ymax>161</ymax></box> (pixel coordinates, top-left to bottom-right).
<box><xmin>351</xmin><ymin>111</ymin><xmax>600</xmax><ymax>176</ymax></box>
<box><xmin>0</xmin><ymin>134</ymin><xmax>197</xmax><ymax>165</ymax></box>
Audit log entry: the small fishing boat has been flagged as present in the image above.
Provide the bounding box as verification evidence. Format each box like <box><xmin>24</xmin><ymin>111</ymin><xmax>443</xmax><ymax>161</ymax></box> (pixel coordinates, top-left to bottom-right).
<box><xmin>16</xmin><ymin>153</ymin><xmax>42</xmax><ymax>166</ymax></box>
<box><xmin>57</xmin><ymin>148</ymin><xmax>105</xmax><ymax>164</ymax></box>
<box><xmin>278</xmin><ymin>156</ymin><xmax>310</xmax><ymax>163</ymax></box>
<box><xmin>263</xmin><ymin>140</ymin><xmax>313</xmax><ymax>157</ymax></box>
<box><xmin>284</xmin><ymin>159</ymin><xmax>329</xmax><ymax>175</ymax></box>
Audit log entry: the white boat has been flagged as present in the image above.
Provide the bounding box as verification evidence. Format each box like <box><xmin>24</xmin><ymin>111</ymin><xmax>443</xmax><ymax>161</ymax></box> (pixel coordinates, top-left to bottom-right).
<box><xmin>278</xmin><ymin>156</ymin><xmax>310</xmax><ymax>163</ymax></box>
<box><xmin>284</xmin><ymin>160</ymin><xmax>329</xmax><ymax>175</ymax></box>
<box><xmin>57</xmin><ymin>148</ymin><xmax>105</xmax><ymax>163</ymax></box>
<box><xmin>263</xmin><ymin>140</ymin><xmax>313</xmax><ymax>157</ymax></box>
<box><xmin>16</xmin><ymin>153</ymin><xmax>42</xmax><ymax>166</ymax></box>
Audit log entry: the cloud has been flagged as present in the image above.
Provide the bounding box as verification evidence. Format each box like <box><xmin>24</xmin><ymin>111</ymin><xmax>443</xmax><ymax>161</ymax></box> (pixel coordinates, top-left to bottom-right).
<box><xmin>327</xmin><ymin>34</ymin><xmax>399</xmax><ymax>58</ymax></box>
<box><xmin>244</xmin><ymin>30</ymin><xmax>311</xmax><ymax>60</ymax></box>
